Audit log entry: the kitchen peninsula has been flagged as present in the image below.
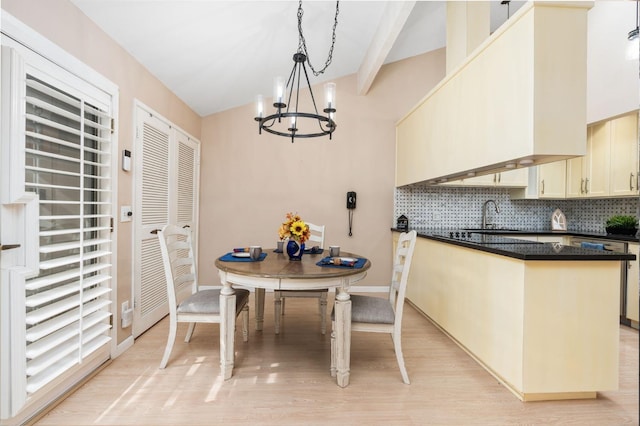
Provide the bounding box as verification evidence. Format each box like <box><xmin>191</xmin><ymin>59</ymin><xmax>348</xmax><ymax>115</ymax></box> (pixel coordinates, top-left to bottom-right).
<box><xmin>394</xmin><ymin>229</ymin><xmax>636</xmax><ymax>402</ymax></box>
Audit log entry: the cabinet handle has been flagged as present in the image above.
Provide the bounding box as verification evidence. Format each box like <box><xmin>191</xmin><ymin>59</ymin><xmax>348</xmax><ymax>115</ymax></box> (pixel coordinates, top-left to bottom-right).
<box><xmin>580</xmin><ymin>178</ymin><xmax>585</xmax><ymax>194</ymax></box>
<box><xmin>585</xmin><ymin>178</ymin><xmax>589</xmax><ymax>194</ymax></box>
<box><xmin>498</xmin><ymin>173</ymin><xmax>501</xmax><ymax>183</ymax></box>
<box><xmin>541</xmin><ymin>179</ymin><xmax>545</xmax><ymax>194</ymax></box>
<box><xmin>0</xmin><ymin>244</ymin><xmax>20</xmax><ymax>251</ymax></box>
<box><xmin>493</xmin><ymin>174</ymin><xmax>497</xmax><ymax>183</ymax></box>
<box><xmin>631</xmin><ymin>173</ymin><xmax>635</xmax><ymax>190</ymax></box>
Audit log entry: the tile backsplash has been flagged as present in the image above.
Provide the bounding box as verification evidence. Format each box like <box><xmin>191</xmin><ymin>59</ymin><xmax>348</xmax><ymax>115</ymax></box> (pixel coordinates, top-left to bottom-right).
<box><xmin>394</xmin><ymin>185</ymin><xmax>639</xmax><ymax>234</ymax></box>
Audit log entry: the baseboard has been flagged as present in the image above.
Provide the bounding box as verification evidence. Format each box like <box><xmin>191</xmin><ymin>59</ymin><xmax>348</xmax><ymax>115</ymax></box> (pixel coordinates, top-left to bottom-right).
<box><xmin>112</xmin><ymin>334</ymin><xmax>134</xmax><ymax>358</ymax></box>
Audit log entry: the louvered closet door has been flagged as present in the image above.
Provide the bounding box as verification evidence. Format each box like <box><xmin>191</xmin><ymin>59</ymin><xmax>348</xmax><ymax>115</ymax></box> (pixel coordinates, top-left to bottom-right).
<box><xmin>176</xmin><ymin>129</ymin><xmax>199</xmax><ymax>229</ymax></box>
<box><xmin>1</xmin><ymin>47</ymin><xmax>114</xmax><ymax>420</ymax></box>
<box><xmin>133</xmin><ymin>112</ymin><xmax>171</xmax><ymax>337</ymax></box>
<box><xmin>174</xmin><ymin>130</ymin><xmax>200</xmax><ymax>304</ymax></box>
<box><xmin>132</xmin><ymin>108</ymin><xmax>200</xmax><ymax>338</ymax></box>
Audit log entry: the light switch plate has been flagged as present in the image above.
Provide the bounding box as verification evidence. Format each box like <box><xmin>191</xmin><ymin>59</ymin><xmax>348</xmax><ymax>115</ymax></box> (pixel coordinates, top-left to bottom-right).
<box><xmin>120</xmin><ymin>206</ymin><xmax>132</xmax><ymax>222</ymax></box>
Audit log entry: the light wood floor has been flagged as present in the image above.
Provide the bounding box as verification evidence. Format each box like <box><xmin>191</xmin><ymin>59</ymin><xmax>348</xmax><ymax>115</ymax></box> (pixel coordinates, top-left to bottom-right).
<box><xmin>36</xmin><ymin>293</ymin><xmax>639</xmax><ymax>425</ymax></box>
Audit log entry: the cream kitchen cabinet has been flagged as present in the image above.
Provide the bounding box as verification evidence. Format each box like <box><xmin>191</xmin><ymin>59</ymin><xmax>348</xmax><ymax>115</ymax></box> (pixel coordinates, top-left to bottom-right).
<box><xmin>510</xmin><ymin>161</ymin><xmax>566</xmax><ymax>199</ymax></box>
<box><xmin>395</xmin><ymin>2</ymin><xmax>590</xmax><ymax>187</ymax></box>
<box><xmin>442</xmin><ymin>168</ymin><xmax>528</xmax><ymax>188</ymax></box>
<box><xmin>400</xmin><ymin>232</ymin><xmax>622</xmax><ymax>402</ymax></box>
<box><xmin>518</xmin><ymin>111</ymin><xmax>638</xmax><ymax>200</ymax></box>
<box><xmin>566</xmin><ymin>121</ymin><xmax>610</xmax><ymax>198</ymax></box>
<box><xmin>610</xmin><ymin>112</ymin><xmax>639</xmax><ymax>197</ymax></box>
<box><xmin>627</xmin><ymin>242</ymin><xmax>639</xmax><ymax>326</ymax></box>
<box><xmin>493</xmin><ymin>169</ymin><xmax>528</xmax><ymax>187</ymax></box>
<box><xmin>537</xmin><ymin>161</ymin><xmax>567</xmax><ymax>198</ymax></box>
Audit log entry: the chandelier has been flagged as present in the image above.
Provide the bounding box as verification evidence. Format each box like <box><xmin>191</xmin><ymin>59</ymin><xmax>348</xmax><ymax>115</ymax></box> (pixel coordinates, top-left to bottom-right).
<box><xmin>254</xmin><ymin>1</ymin><xmax>339</xmax><ymax>143</ymax></box>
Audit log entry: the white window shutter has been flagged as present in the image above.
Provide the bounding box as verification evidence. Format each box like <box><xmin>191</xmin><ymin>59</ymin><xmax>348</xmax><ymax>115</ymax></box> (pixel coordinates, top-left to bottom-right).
<box><xmin>1</xmin><ymin>45</ymin><xmax>114</xmax><ymax>421</ymax></box>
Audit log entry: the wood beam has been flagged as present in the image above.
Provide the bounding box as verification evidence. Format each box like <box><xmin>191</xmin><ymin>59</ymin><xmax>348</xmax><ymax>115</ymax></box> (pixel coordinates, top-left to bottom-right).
<box><xmin>356</xmin><ymin>1</ymin><xmax>416</xmax><ymax>95</ymax></box>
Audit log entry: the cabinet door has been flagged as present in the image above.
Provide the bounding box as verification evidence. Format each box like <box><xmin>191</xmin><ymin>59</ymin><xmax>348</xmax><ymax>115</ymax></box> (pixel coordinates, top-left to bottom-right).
<box><xmin>443</xmin><ymin>169</ymin><xmax>528</xmax><ymax>187</ymax></box>
<box><xmin>610</xmin><ymin>112</ymin><xmax>639</xmax><ymax>197</ymax></box>
<box><xmin>586</xmin><ymin>121</ymin><xmax>611</xmax><ymax>197</ymax></box>
<box><xmin>538</xmin><ymin>161</ymin><xmax>566</xmax><ymax>198</ymax></box>
<box><xmin>566</xmin><ymin>123</ymin><xmax>611</xmax><ymax>198</ymax></box>
<box><xmin>496</xmin><ymin>169</ymin><xmax>528</xmax><ymax>187</ymax></box>
<box><xmin>565</xmin><ymin>155</ymin><xmax>585</xmax><ymax>198</ymax></box>
<box><xmin>459</xmin><ymin>174</ymin><xmax>497</xmax><ymax>186</ymax></box>
<box><xmin>627</xmin><ymin>243</ymin><xmax>639</xmax><ymax>324</ymax></box>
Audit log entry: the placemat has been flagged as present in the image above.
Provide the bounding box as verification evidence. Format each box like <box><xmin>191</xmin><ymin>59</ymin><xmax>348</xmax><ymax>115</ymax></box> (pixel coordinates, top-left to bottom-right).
<box><xmin>316</xmin><ymin>256</ymin><xmax>367</xmax><ymax>269</ymax></box>
<box><xmin>219</xmin><ymin>252</ymin><xmax>267</xmax><ymax>262</ymax></box>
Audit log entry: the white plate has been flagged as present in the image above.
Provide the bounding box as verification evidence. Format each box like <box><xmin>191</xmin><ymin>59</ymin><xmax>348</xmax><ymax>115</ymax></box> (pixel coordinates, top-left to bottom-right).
<box><xmin>232</xmin><ymin>252</ymin><xmax>250</xmax><ymax>258</ymax></box>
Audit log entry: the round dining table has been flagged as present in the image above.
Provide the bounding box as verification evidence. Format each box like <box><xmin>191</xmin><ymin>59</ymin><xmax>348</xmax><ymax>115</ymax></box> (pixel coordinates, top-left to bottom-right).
<box><xmin>215</xmin><ymin>249</ymin><xmax>371</xmax><ymax>387</ymax></box>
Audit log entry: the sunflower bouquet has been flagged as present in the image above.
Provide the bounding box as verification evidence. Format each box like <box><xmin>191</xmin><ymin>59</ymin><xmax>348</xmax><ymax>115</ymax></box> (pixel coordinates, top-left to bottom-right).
<box><xmin>278</xmin><ymin>212</ymin><xmax>310</xmax><ymax>243</ymax></box>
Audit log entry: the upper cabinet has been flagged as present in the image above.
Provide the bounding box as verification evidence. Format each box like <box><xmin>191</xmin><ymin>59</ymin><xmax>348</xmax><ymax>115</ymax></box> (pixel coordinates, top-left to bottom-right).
<box><xmin>512</xmin><ymin>111</ymin><xmax>638</xmax><ymax>200</ymax></box>
<box><xmin>537</xmin><ymin>161</ymin><xmax>567</xmax><ymax>199</ymax></box>
<box><xmin>566</xmin><ymin>121</ymin><xmax>610</xmax><ymax>198</ymax></box>
<box><xmin>440</xmin><ymin>168</ymin><xmax>528</xmax><ymax>188</ymax></box>
<box><xmin>609</xmin><ymin>113</ymin><xmax>639</xmax><ymax>197</ymax></box>
<box><xmin>396</xmin><ymin>2</ymin><xmax>592</xmax><ymax>187</ymax></box>
<box><xmin>510</xmin><ymin>160</ymin><xmax>566</xmax><ymax>199</ymax></box>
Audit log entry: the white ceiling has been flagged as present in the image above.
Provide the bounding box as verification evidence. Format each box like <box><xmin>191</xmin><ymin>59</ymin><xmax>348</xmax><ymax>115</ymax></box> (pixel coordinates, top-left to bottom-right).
<box><xmin>70</xmin><ymin>1</ymin><xmax>523</xmax><ymax>117</ymax></box>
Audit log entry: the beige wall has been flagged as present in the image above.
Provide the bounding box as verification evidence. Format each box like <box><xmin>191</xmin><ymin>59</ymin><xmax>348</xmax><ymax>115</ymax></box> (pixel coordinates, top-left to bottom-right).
<box><xmin>2</xmin><ymin>0</ymin><xmax>202</xmax><ymax>345</ymax></box>
<box><xmin>198</xmin><ymin>49</ymin><xmax>445</xmax><ymax>286</ymax></box>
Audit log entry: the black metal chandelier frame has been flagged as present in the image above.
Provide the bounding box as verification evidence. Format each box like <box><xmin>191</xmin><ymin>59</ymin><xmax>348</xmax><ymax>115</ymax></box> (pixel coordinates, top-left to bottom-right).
<box><xmin>254</xmin><ymin>1</ymin><xmax>339</xmax><ymax>143</ymax></box>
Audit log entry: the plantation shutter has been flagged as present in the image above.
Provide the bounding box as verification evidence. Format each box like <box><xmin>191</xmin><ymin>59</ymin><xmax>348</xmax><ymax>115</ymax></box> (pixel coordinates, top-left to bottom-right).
<box><xmin>1</xmin><ymin>42</ymin><xmax>115</xmax><ymax>421</ymax></box>
<box><xmin>23</xmin><ymin>73</ymin><xmax>113</xmax><ymax>393</ymax></box>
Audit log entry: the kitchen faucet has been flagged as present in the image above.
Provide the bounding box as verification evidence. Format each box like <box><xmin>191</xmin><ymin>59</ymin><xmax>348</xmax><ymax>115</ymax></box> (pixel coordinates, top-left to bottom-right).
<box><xmin>482</xmin><ymin>199</ymin><xmax>500</xmax><ymax>229</ymax></box>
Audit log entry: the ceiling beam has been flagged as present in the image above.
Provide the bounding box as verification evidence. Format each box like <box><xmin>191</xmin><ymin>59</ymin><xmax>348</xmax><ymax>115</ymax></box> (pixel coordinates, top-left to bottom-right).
<box><xmin>356</xmin><ymin>1</ymin><xmax>416</xmax><ymax>95</ymax></box>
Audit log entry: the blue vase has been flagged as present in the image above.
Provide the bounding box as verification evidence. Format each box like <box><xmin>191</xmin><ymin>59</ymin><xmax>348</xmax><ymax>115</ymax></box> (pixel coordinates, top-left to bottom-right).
<box><xmin>286</xmin><ymin>240</ymin><xmax>305</xmax><ymax>260</ymax></box>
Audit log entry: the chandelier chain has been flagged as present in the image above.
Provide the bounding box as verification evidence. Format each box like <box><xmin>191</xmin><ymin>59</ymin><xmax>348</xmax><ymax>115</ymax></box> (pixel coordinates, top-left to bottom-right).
<box><xmin>297</xmin><ymin>0</ymin><xmax>339</xmax><ymax>77</ymax></box>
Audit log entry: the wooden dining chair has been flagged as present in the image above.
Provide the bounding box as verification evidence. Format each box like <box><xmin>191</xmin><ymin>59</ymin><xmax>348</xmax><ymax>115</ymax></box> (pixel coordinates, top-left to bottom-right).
<box><xmin>274</xmin><ymin>222</ymin><xmax>328</xmax><ymax>334</ymax></box>
<box><xmin>331</xmin><ymin>230</ymin><xmax>417</xmax><ymax>383</ymax></box>
<box><xmin>157</xmin><ymin>224</ymin><xmax>249</xmax><ymax>369</ymax></box>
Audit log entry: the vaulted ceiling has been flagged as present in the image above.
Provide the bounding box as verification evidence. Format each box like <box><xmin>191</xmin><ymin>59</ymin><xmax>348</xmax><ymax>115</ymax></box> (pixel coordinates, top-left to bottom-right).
<box><xmin>70</xmin><ymin>1</ymin><xmax>523</xmax><ymax>117</ymax></box>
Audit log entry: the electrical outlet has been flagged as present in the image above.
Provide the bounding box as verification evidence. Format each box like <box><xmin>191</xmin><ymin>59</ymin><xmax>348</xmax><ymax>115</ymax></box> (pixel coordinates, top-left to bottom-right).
<box><xmin>121</xmin><ymin>300</ymin><xmax>133</xmax><ymax>328</ymax></box>
<box><xmin>120</xmin><ymin>206</ymin><xmax>132</xmax><ymax>222</ymax></box>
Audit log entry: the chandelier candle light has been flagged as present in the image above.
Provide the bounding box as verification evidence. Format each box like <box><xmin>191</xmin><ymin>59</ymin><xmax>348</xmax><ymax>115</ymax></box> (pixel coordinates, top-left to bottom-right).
<box><xmin>254</xmin><ymin>1</ymin><xmax>339</xmax><ymax>143</ymax></box>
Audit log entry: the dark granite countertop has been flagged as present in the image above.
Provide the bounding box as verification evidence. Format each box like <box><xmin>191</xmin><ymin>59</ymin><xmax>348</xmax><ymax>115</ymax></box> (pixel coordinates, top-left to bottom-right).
<box><xmin>391</xmin><ymin>228</ymin><xmax>637</xmax><ymax>261</ymax></box>
<box><xmin>458</xmin><ymin>228</ymin><xmax>639</xmax><ymax>243</ymax></box>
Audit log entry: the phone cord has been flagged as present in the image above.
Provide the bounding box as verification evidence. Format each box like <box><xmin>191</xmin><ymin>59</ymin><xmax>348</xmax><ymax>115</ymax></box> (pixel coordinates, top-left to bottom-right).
<box><xmin>348</xmin><ymin>209</ymin><xmax>353</xmax><ymax>236</ymax></box>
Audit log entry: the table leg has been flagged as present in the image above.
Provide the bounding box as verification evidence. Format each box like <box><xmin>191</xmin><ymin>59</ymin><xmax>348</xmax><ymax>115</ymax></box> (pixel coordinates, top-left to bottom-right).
<box><xmin>255</xmin><ymin>288</ymin><xmax>265</xmax><ymax>331</ymax></box>
<box><xmin>218</xmin><ymin>271</ymin><xmax>236</xmax><ymax>380</ymax></box>
<box><xmin>334</xmin><ymin>280</ymin><xmax>351</xmax><ymax>387</ymax></box>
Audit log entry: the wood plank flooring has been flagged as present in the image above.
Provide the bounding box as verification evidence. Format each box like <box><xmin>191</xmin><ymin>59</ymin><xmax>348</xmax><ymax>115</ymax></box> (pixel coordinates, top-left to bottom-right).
<box><xmin>35</xmin><ymin>293</ymin><xmax>639</xmax><ymax>425</ymax></box>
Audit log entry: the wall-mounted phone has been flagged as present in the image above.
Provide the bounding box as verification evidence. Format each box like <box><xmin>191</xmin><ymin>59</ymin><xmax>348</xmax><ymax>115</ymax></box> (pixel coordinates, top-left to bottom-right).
<box><xmin>347</xmin><ymin>191</ymin><xmax>357</xmax><ymax>209</ymax></box>
<box><xmin>346</xmin><ymin>191</ymin><xmax>356</xmax><ymax>236</ymax></box>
